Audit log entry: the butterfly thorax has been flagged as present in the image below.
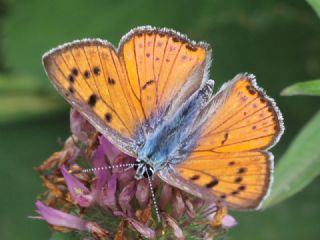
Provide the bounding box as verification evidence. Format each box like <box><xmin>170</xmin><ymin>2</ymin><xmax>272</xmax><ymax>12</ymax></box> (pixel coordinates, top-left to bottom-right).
<box><xmin>134</xmin><ymin>81</ymin><xmax>214</xmax><ymax>180</ymax></box>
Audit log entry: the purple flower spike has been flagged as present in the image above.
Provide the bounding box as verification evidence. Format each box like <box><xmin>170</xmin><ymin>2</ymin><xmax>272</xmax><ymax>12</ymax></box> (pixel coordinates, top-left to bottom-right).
<box><xmin>136</xmin><ymin>179</ymin><xmax>150</xmax><ymax>209</ymax></box>
<box><xmin>222</xmin><ymin>215</ymin><xmax>237</xmax><ymax>229</ymax></box>
<box><xmin>102</xmin><ymin>174</ymin><xmax>118</xmax><ymax>211</ymax></box>
<box><xmin>61</xmin><ymin>165</ymin><xmax>93</xmax><ymax>207</ymax></box>
<box><xmin>92</xmin><ymin>143</ymin><xmax>109</xmax><ymax>191</ymax></box>
<box><xmin>119</xmin><ymin>181</ymin><xmax>137</xmax><ymax>216</ymax></box>
<box><xmin>35</xmin><ymin>201</ymin><xmax>110</xmax><ymax>238</ymax></box>
<box><xmin>159</xmin><ymin>184</ymin><xmax>173</xmax><ymax>210</ymax></box>
<box><xmin>70</xmin><ymin>109</ymin><xmax>95</xmax><ymax>143</ymax></box>
<box><xmin>99</xmin><ymin>136</ymin><xmax>121</xmax><ymax>163</ymax></box>
<box><xmin>35</xmin><ymin>107</ymin><xmax>238</xmax><ymax>239</ymax></box>
<box><xmin>35</xmin><ymin>201</ymin><xmax>87</xmax><ymax>230</ymax></box>
<box><xmin>127</xmin><ymin>218</ymin><xmax>155</xmax><ymax>239</ymax></box>
<box><xmin>172</xmin><ymin>190</ymin><xmax>186</xmax><ymax>219</ymax></box>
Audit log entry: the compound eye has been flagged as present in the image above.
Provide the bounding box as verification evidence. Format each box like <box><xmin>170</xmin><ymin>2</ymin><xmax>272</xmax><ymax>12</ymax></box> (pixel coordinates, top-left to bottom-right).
<box><xmin>143</xmin><ymin>167</ymin><xmax>153</xmax><ymax>178</ymax></box>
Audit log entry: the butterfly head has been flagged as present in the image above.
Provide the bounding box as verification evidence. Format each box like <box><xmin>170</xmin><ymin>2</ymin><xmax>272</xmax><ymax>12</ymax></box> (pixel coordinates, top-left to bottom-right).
<box><xmin>133</xmin><ymin>158</ymin><xmax>155</xmax><ymax>180</ymax></box>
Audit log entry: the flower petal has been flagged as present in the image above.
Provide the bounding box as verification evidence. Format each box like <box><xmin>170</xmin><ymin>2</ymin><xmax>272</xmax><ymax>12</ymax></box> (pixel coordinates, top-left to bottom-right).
<box><xmin>70</xmin><ymin>109</ymin><xmax>95</xmax><ymax>143</ymax></box>
<box><xmin>113</xmin><ymin>155</ymin><xmax>136</xmax><ymax>189</ymax></box>
<box><xmin>221</xmin><ymin>215</ymin><xmax>237</xmax><ymax>229</ymax></box>
<box><xmin>206</xmin><ymin>204</ymin><xmax>237</xmax><ymax>229</ymax></box>
<box><xmin>85</xmin><ymin>222</ymin><xmax>110</xmax><ymax>239</ymax></box>
<box><xmin>102</xmin><ymin>174</ymin><xmax>118</xmax><ymax>211</ymax></box>
<box><xmin>162</xmin><ymin>213</ymin><xmax>184</xmax><ymax>240</ymax></box>
<box><xmin>185</xmin><ymin>199</ymin><xmax>196</xmax><ymax>219</ymax></box>
<box><xmin>159</xmin><ymin>184</ymin><xmax>173</xmax><ymax>210</ymax></box>
<box><xmin>127</xmin><ymin>218</ymin><xmax>155</xmax><ymax>239</ymax></box>
<box><xmin>136</xmin><ymin>179</ymin><xmax>150</xmax><ymax>209</ymax></box>
<box><xmin>61</xmin><ymin>165</ymin><xmax>93</xmax><ymax>207</ymax></box>
<box><xmin>34</xmin><ymin>201</ymin><xmax>87</xmax><ymax>230</ymax></box>
<box><xmin>99</xmin><ymin>136</ymin><xmax>122</xmax><ymax>163</ymax></box>
<box><xmin>119</xmin><ymin>181</ymin><xmax>136</xmax><ymax>216</ymax></box>
<box><xmin>92</xmin><ymin>143</ymin><xmax>110</xmax><ymax>191</ymax></box>
<box><xmin>172</xmin><ymin>190</ymin><xmax>185</xmax><ymax>219</ymax></box>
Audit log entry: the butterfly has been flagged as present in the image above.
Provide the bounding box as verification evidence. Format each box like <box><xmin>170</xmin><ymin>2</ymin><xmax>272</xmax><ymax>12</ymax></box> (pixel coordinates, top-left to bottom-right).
<box><xmin>43</xmin><ymin>26</ymin><xmax>284</xmax><ymax>210</ymax></box>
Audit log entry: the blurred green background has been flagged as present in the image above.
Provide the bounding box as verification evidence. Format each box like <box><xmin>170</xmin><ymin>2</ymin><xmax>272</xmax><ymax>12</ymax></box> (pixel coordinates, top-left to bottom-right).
<box><xmin>0</xmin><ymin>0</ymin><xmax>319</xmax><ymax>239</ymax></box>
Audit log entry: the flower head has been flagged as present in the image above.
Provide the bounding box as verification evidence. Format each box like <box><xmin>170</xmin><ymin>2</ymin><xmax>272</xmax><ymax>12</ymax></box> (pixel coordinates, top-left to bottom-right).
<box><xmin>33</xmin><ymin>109</ymin><xmax>236</xmax><ymax>239</ymax></box>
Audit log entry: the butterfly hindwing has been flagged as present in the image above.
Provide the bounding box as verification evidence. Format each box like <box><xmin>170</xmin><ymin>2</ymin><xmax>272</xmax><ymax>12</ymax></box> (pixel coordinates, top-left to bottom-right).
<box><xmin>195</xmin><ymin>75</ymin><xmax>283</xmax><ymax>152</ymax></box>
<box><xmin>160</xmin><ymin>74</ymin><xmax>284</xmax><ymax>209</ymax></box>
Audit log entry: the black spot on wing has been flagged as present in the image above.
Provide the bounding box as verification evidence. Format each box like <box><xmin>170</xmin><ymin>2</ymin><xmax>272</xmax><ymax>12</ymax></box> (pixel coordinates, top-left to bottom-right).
<box><xmin>190</xmin><ymin>175</ymin><xmax>200</xmax><ymax>181</ymax></box>
<box><xmin>71</xmin><ymin>68</ymin><xmax>78</xmax><ymax>76</ymax></box>
<box><xmin>221</xmin><ymin>132</ymin><xmax>229</xmax><ymax>144</ymax></box>
<box><xmin>220</xmin><ymin>194</ymin><xmax>227</xmax><ymax>199</ymax></box>
<box><xmin>186</xmin><ymin>44</ymin><xmax>198</xmax><ymax>51</ymax></box>
<box><xmin>105</xmin><ymin>112</ymin><xmax>112</xmax><ymax>122</ymax></box>
<box><xmin>142</xmin><ymin>80</ymin><xmax>155</xmax><ymax>90</ymax></box>
<box><xmin>238</xmin><ymin>167</ymin><xmax>247</xmax><ymax>174</ymax></box>
<box><xmin>68</xmin><ymin>75</ymin><xmax>75</xmax><ymax>83</ymax></box>
<box><xmin>84</xmin><ymin>70</ymin><xmax>91</xmax><ymax>79</ymax></box>
<box><xmin>231</xmin><ymin>190</ymin><xmax>240</xmax><ymax>195</ymax></box>
<box><xmin>205</xmin><ymin>178</ymin><xmax>219</xmax><ymax>188</ymax></box>
<box><xmin>246</xmin><ymin>85</ymin><xmax>256</xmax><ymax>95</ymax></box>
<box><xmin>93</xmin><ymin>67</ymin><xmax>100</xmax><ymax>76</ymax></box>
<box><xmin>108</xmin><ymin>77</ymin><xmax>115</xmax><ymax>85</ymax></box>
<box><xmin>68</xmin><ymin>86</ymin><xmax>74</xmax><ymax>94</ymax></box>
<box><xmin>88</xmin><ymin>94</ymin><xmax>97</xmax><ymax>107</ymax></box>
<box><xmin>235</xmin><ymin>176</ymin><xmax>243</xmax><ymax>183</ymax></box>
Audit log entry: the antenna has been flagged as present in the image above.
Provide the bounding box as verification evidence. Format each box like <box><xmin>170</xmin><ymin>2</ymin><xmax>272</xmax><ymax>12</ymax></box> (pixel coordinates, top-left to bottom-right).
<box><xmin>81</xmin><ymin>163</ymin><xmax>138</xmax><ymax>173</ymax></box>
<box><xmin>146</xmin><ymin>170</ymin><xmax>161</xmax><ymax>223</ymax></box>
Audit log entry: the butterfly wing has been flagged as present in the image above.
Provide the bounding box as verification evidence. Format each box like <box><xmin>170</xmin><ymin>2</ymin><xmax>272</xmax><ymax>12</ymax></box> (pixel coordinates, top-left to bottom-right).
<box><xmin>158</xmin><ymin>73</ymin><xmax>284</xmax><ymax>209</ymax></box>
<box><xmin>43</xmin><ymin>39</ymin><xmax>140</xmax><ymax>155</ymax></box>
<box><xmin>43</xmin><ymin>26</ymin><xmax>210</xmax><ymax>156</ymax></box>
<box><xmin>119</xmin><ymin>26</ymin><xmax>211</xmax><ymax>131</ymax></box>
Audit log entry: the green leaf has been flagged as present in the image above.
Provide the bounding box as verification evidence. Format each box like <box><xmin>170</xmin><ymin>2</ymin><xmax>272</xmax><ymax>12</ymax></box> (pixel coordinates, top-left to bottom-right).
<box><xmin>263</xmin><ymin>111</ymin><xmax>320</xmax><ymax>208</ymax></box>
<box><xmin>49</xmin><ymin>232</ymin><xmax>78</xmax><ymax>240</ymax></box>
<box><xmin>281</xmin><ymin>79</ymin><xmax>320</xmax><ymax>96</ymax></box>
<box><xmin>307</xmin><ymin>0</ymin><xmax>320</xmax><ymax>18</ymax></box>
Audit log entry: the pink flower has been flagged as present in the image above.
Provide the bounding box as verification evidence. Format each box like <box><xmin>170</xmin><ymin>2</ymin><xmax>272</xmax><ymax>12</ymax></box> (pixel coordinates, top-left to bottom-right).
<box><xmin>221</xmin><ymin>215</ymin><xmax>238</xmax><ymax>229</ymax></box>
<box><xmin>33</xmin><ymin>201</ymin><xmax>109</xmax><ymax>239</ymax></box>
<box><xmin>61</xmin><ymin>165</ymin><xmax>93</xmax><ymax>207</ymax></box>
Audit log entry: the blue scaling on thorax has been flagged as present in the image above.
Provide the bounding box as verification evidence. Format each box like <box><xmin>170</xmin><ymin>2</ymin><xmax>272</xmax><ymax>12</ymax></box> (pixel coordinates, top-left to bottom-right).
<box><xmin>137</xmin><ymin>81</ymin><xmax>214</xmax><ymax>172</ymax></box>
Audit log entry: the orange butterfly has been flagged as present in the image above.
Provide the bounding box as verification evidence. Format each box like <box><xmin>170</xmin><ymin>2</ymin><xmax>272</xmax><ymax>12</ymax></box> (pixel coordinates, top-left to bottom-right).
<box><xmin>43</xmin><ymin>26</ymin><xmax>284</xmax><ymax>210</ymax></box>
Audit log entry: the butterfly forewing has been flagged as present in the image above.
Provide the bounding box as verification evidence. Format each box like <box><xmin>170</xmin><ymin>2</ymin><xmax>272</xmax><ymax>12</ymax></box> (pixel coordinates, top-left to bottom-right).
<box><xmin>43</xmin><ymin>40</ymin><xmax>140</xmax><ymax>155</ymax></box>
<box><xmin>163</xmin><ymin>74</ymin><xmax>284</xmax><ymax>209</ymax></box>
<box><xmin>119</xmin><ymin>28</ymin><xmax>210</xmax><ymax>127</ymax></box>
